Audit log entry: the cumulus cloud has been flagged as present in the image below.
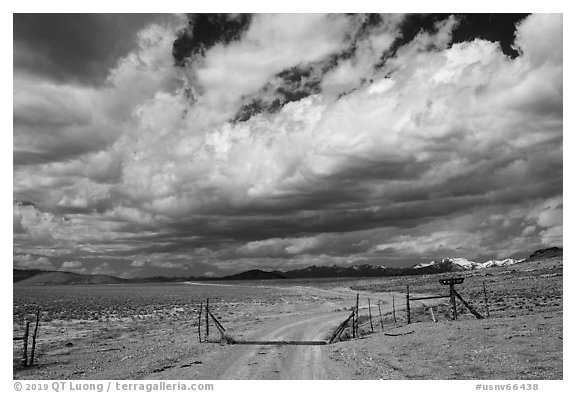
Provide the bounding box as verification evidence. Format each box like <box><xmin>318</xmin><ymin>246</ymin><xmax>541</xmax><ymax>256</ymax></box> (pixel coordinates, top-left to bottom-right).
<box><xmin>92</xmin><ymin>262</ymin><xmax>116</xmax><ymax>276</ymax></box>
<box><xmin>58</xmin><ymin>260</ymin><xmax>89</xmax><ymax>274</ymax></box>
<box><xmin>514</xmin><ymin>13</ymin><xmax>562</xmax><ymax>66</ymax></box>
<box><xmin>13</xmin><ymin>202</ymin><xmax>67</xmax><ymax>243</ymax></box>
<box><xmin>61</xmin><ymin>260</ymin><xmax>82</xmax><ymax>269</ymax></box>
<box><xmin>14</xmin><ymin>254</ymin><xmax>54</xmax><ymax>270</ymax></box>
<box><xmin>194</xmin><ymin>14</ymin><xmax>353</xmax><ymax>116</ymax></box>
<box><xmin>13</xmin><ymin>14</ymin><xmax>562</xmax><ymax>276</ymax></box>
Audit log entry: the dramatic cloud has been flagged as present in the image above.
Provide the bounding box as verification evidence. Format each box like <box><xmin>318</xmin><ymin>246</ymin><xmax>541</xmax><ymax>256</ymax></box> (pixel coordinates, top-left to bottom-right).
<box><xmin>14</xmin><ymin>254</ymin><xmax>54</xmax><ymax>270</ymax></box>
<box><xmin>13</xmin><ymin>14</ymin><xmax>562</xmax><ymax>277</ymax></box>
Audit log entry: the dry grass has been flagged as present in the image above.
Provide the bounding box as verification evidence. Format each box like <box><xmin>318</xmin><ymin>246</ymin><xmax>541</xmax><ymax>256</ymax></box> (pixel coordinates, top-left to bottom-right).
<box><xmin>327</xmin><ymin>257</ymin><xmax>563</xmax><ymax>379</ymax></box>
<box><xmin>13</xmin><ymin>283</ymin><xmax>293</xmax><ymax>379</ymax></box>
<box><xmin>330</xmin><ymin>312</ymin><xmax>562</xmax><ymax>379</ymax></box>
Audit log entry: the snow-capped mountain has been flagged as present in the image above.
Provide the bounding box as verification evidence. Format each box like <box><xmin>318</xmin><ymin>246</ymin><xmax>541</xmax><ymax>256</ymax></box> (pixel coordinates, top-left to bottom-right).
<box><xmin>481</xmin><ymin>258</ymin><xmax>522</xmax><ymax>268</ymax></box>
<box><xmin>414</xmin><ymin>257</ymin><xmax>524</xmax><ymax>271</ymax></box>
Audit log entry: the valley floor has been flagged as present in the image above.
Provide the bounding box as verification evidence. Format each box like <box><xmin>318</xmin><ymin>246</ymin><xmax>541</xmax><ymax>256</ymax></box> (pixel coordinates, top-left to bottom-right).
<box><xmin>13</xmin><ymin>257</ymin><xmax>562</xmax><ymax>380</ymax></box>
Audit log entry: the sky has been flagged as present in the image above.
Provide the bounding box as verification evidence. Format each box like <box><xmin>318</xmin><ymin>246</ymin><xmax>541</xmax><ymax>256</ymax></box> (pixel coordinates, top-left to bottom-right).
<box><xmin>12</xmin><ymin>13</ymin><xmax>563</xmax><ymax>278</ymax></box>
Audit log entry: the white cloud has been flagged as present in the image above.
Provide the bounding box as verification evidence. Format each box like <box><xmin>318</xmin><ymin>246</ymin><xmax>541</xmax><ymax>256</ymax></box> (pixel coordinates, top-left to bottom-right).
<box><xmin>514</xmin><ymin>13</ymin><xmax>562</xmax><ymax>66</ymax></box>
<box><xmin>195</xmin><ymin>14</ymin><xmax>353</xmax><ymax>117</ymax></box>
<box><xmin>92</xmin><ymin>262</ymin><xmax>116</xmax><ymax>276</ymax></box>
<box><xmin>61</xmin><ymin>260</ymin><xmax>82</xmax><ymax>268</ymax></box>
<box><xmin>12</xmin><ymin>14</ymin><xmax>562</xmax><ymax>275</ymax></box>
<box><xmin>13</xmin><ymin>203</ymin><xmax>62</xmax><ymax>243</ymax></box>
<box><xmin>14</xmin><ymin>254</ymin><xmax>54</xmax><ymax>270</ymax></box>
<box><xmin>58</xmin><ymin>260</ymin><xmax>90</xmax><ymax>274</ymax></box>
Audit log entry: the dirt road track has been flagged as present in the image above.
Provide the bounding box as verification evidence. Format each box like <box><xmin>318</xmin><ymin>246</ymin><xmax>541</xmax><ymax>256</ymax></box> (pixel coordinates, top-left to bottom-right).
<box><xmin>145</xmin><ymin>285</ymin><xmax>407</xmax><ymax>380</ymax></box>
<box><xmin>215</xmin><ymin>311</ymin><xmax>352</xmax><ymax>379</ymax></box>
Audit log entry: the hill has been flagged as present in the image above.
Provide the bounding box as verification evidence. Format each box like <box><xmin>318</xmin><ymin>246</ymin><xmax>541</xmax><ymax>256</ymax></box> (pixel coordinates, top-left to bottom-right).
<box><xmin>14</xmin><ymin>270</ymin><xmax>129</xmax><ymax>285</ymax></box>
<box><xmin>13</xmin><ymin>268</ymin><xmax>47</xmax><ymax>282</ymax></box>
<box><xmin>221</xmin><ymin>269</ymin><xmax>287</xmax><ymax>280</ymax></box>
<box><xmin>526</xmin><ymin>246</ymin><xmax>562</xmax><ymax>261</ymax></box>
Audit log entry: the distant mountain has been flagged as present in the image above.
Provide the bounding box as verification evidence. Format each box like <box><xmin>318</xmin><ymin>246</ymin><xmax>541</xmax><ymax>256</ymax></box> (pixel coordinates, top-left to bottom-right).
<box><xmin>281</xmin><ymin>259</ymin><xmax>483</xmax><ymax>278</ymax></box>
<box><xmin>221</xmin><ymin>269</ymin><xmax>287</xmax><ymax>280</ymax></box>
<box><xmin>281</xmin><ymin>256</ymin><xmax>530</xmax><ymax>278</ymax></box>
<box><xmin>13</xmin><ymin>269</ymin><xmax>129</xmax><ymax>285</ymax></box>
<box><xmin>282</xmin><ymin>264</ymin><xmax>400</xmax><ymax>278</ymax></box>
<box><xmin>413</xmin><ymin>257</ymin><xmax>524</xmax><ymax>272</ymax></box>
<box><xmin>13</xmin><ymin>247</ymin><xmax>561</xmax><ymax>284</ymax></box>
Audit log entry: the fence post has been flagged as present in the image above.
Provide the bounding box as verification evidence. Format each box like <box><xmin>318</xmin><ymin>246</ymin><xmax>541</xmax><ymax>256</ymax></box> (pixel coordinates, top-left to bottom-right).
<box><xmin>368</xmin><ymin>298</ymin><xmax>374</xmax><ymax>333</ymax></box>
<box><xmin>208</xmin><ymin>311</ymin><xmax>230</xmax><ymax>344</ymax></box>
<box><xmin>355</xmin><ymin>293</ymin><xmax>359</xmax><ymax>337</ymax></box>
<box><xmin>429</xmin><ymin>307</ymin><xmax>437</xmax><ymax>323</ymax></box>
<box><xmin>406</xmin><ymin>285</ymin><xmax>411</xmax><ymax>324</ymax></box>
<box><xmin>392</xmin><ymin>293</ymin><xmax>397</xmax><ymax>324</ymax></box>
<box><xmin>483</xmin><ymin>281</ymin><xmax>490</xmax><ymax>318</ymax></box>
<box><xmin>450</xmin><ymin>284</ymin><xmax>457</xmax><ymax>320</ymax></box>
<box><xmin>205</xmin><ymin>298</ymin><xmax>209</xmax><ymax>342</ymax></box>
<box><xmin>453</xmin><ymin>289</ymin><xmax>484</xmax><ymax>319</ymax></box>
<box><xmin>197</xmin><ymin>302</ymin><xmax>203</xmax><ymax>343</ymax></box>
<box><xmin>329</xmin><ymin>311</ymin><xmax>355</xmax><ymax>344</ymax></box>
<box><xmin>377</xmin><ymin>301</ymin><xmax>384</xmax><ymax>330</ymax></box>
<box><xmin>30</xmin><ymin>310</ymin><xmax>41</xmax><ymax>366</ymax></box>
<box><xmin>22</xmin><ymin>321</ymin><xmax>30</xmax><ymax>367</ymax></box>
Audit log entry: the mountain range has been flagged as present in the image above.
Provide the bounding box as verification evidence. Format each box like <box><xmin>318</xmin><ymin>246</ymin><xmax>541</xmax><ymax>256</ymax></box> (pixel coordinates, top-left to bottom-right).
<box><xmin>13</xmin><ymin>247</ymin><xmax>562</xmax><ymax>285</ymax></box>
<box><xmin>413</xmin><ymin>257</ymin><xmax>522</xmax><ymax>271</ymax></box>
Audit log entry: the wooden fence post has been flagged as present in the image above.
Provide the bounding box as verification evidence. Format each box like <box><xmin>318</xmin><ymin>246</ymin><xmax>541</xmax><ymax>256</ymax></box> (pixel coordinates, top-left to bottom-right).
<box><xmin>429</xmin><ymin>307</ymin><xmax>437</xmax><ymax>323</ymax></box>
<box><xmin>208</xmin><ymin>311</ymin><xmax>230</xmax><ymax>344</ymax></box>
<box><xmin>22</xmin><ymin>321</ymin><xmax>30</xmax><ymax>367</ymax></box>
<box><xmin>377</xmin><ymin>301</ymin><xmax>384</xmax><ymax>330</ymax></box>
<box><xmin>392</xmin><ymin>293</ymin><xmax>397</xmax><ymax>324</ymax></box>
<box><xmin>355</xmin><ymin>293</ymin><xmax>359</xmax><ymax>337</ymax></box>
<box><xmin>406</xmin><ymin>285</ymin><xmax>411</xmax><ymax>324</ymax></box>
<box><xmin>368</xmin><ymin>299</ymin><xmax>374</xmax><ymax>333</ymax></box>
<box><xmin>329</xmin><ymin>311</ymin><xmax>355</xmax><ymax>344</ymax></box>
<box><xmin>197</xmin><ymin>302</ymin><xmax>203</xmax><ymax>343</ymax></box>
<box><xmin>205</xmin><ymin>298</ymin><xmax>209</xmax><ymax>342</ymax></box>
<box><xmin>453</xmin><ymin>289</ymin><xmax>484</xmax><ymax>319</ymax></box>
<box><xmin>483</xmin><ymin>281</ymin><xmax>490</xmax><ymax>318</ymax></box>
<box><xmin>449</xmin><ymin>284</ymin><xmax>457</xmax><ymax>320</ymax></box>
<box><xmin>29</xmin><ymin>310</ymin><xmax>41</xmax><ymax>366</ymax></box>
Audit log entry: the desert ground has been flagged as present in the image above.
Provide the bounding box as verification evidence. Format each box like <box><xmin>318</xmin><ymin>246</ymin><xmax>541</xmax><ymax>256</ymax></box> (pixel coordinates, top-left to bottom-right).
<box><xmin>13</xmin><ymin>256</ymin><xmax>562</xmax><ymax>380</ymax></box>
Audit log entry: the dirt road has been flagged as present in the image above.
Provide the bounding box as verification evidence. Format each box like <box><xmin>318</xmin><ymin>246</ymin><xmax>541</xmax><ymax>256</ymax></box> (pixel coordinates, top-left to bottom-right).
<box><xmin>146</xmin><ymin>285</ymin><xmax>411</xmax><ymax>380</ymax></box>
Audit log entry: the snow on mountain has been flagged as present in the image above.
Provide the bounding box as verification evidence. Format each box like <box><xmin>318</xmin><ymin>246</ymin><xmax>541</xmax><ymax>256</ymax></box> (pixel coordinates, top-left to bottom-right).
<box><xmin>448</xmin><ymin>258</ymin><xmax>482</xmax><ymax>269</ymax></box>
<box><xmin>414</xmin><ymin>257</ymin><xmax>523</xmax><ymax>270</ymax></box>
<box><xmin>413</xmin><ymin>257</ymin><xmax>480</xmax><ymax>270</ymax></box>
<box><xmin>413</xmin><ymin>260</ymin><xmax>437</xmax><ymax>269</ymax></box>
<box><xmin>481</xmin><ymin>258</ymin><xmax>525</xmax><ymax>268</ymax></box>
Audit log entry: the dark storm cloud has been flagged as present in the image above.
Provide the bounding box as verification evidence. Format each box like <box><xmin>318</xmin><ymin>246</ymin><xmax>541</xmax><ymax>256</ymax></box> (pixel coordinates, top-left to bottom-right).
<box><xmin>14</xmin><ymin>14</ymin><xmax>168</xmax><ymax>84</ymax></box>
<box><xmin>14</xmin><ymin>16</ymin><xmax>180</xmax><ymax>168</ymax></box>
<box><xmin>12</xmin><ymin>72</ymin><xmax>113</xmax><ymax>165</ymax></box>
<box><xmin>100</xmin><ymin>123</ymin><xmax>562</xmax><ymax>262</ymax></box>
